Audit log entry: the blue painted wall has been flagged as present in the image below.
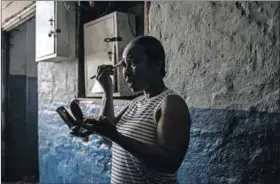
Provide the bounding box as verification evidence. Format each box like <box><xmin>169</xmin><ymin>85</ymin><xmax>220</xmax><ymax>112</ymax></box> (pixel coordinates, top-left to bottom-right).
<box><xmin>39</xmin><ymin>100</ymin><xmax>280</xmax><ymax>183</ymax></box>
<box><xmin>39</xmin><ymin>101</ymin><xmax>110</xmax><ymax>184</ymax></box>
<box><xmin>39</xmin><ymin>101</ymin><xmax>126</xmax><ymax>184</ymax></box>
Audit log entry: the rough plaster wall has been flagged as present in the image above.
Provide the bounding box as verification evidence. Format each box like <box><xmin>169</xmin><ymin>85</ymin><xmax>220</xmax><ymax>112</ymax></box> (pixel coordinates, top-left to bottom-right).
<box><xmin>38</xmin><ymin>60</ymin><xmax>78</xmax><ymax>101</ymax></box>
<box><xmin>37</xmin><ymin>58</ymin><xmax>108</xmax><ymax>183</ymax></box>
<box><xmin>37</xmin><ymin>57</ymin><xmax>129</xmax><ymax>183</ymax></box>
<box><xmin>38</xmin><ymin>2</ymin><xmax>280</xmax><ymax>183</ymax></box>
<box><xmin>38</xmin><ymin>101</ymin><xmax>122</xmax><ymax>183</ymax></box>
<box><xmin>149</xmin><ymin>1</ymin><xmax>279</xmax><ymax>112</ymax></box>
<box><xmin>149</xmin><ymin>2</ymin><xmax>280</xmax><ymax>184</ymax></box>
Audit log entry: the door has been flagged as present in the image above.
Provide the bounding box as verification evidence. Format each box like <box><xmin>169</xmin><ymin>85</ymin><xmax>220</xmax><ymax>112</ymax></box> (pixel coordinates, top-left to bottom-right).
<box><xmin>84</xmin><ymin>13</ymin><xmax>116</xmax><ymax>96</ymax></box>
<box><xmin>35</xmin><ymin>1</ymin><xmax>55</xmax><ymax>60</ymax></box>
<box><xmin>4</xmin><ymin>17</ymin><xmax>38</xmax><ymax>181</ymax></box>
<box><xmin>1</xmin><ymin>30</ymin><xmax>9</xmax><ymax>180</ymax></box>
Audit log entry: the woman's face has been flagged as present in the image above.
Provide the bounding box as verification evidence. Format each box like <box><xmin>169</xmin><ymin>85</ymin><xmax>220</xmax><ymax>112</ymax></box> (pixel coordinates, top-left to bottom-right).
<box><xmin>121</xmin><ymin>43</ymin><xmax>155</xmax><ymax>93</ymax></box>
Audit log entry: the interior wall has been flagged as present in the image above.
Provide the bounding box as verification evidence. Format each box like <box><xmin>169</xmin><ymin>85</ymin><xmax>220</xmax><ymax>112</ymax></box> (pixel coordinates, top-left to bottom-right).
<box><xmin>148</xmin><ymin>2</ymin><xmax>280</xmax><ymax>184</ymax></box>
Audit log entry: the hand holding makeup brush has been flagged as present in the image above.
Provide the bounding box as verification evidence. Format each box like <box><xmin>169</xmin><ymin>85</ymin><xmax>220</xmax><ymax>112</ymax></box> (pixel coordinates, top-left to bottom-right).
<box><xmin>91</xmin><ymin>61</ymin><xmax>123</xmax><ymax>94</ymax></box>
<box><xmin>90</xmin><ymin>60</ymin><xmax>123</xmax><ymax>79</ymax></box>
<box><xmin>94</xmin><ymin>64</ymin><xmax>115</xmax><ymax>94</ymax></box>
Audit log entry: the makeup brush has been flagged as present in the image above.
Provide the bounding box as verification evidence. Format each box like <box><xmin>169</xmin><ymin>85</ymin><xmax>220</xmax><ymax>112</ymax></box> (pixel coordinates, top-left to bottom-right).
<box><xmin>90</xmin><ymin>61</ymin><xmax>123</xmax><ymax>79</ymax></box>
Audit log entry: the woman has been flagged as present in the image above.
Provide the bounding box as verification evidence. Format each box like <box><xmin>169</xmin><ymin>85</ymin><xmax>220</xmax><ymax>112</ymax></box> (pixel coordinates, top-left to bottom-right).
<box><xmin>75</xmin><ymin>36</ymin><xmax>191</xmax><ymax>184</ymax></box>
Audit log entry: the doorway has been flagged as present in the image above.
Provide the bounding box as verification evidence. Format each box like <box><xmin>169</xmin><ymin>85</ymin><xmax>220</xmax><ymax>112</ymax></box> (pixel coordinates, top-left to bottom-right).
<box><xmin>2</xmin><ymin>17</ymin><xmax>38</xmax><ymax>182</ymax></box>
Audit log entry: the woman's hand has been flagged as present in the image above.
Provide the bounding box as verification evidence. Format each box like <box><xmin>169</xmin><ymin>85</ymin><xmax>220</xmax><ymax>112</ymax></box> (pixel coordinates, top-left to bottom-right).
<box><xmin>80</xmin><ymin>116</ymin><xmax>118</xmax><ymax>141</ymax></box>
<box><xmin>96</xmin><ymin>65</ymin><xmax>114</xmax><ymax>94</ymax></box>
<box><xmin>68</xmin><ymin>125</ymin><xmax>91</xmax><ymax>142</ymax></box>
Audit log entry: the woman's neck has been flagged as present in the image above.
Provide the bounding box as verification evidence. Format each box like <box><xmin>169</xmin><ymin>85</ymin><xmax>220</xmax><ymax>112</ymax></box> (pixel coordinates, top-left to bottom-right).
<box><xmin>143</xmin><ymin>79</ymin><xmax>166</xmax><ymax>99</ymax></box>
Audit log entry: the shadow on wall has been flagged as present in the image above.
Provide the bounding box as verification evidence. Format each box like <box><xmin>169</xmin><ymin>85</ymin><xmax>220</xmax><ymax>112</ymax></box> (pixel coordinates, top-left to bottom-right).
<box><xmin>38</xmin><ymin>100</ymin><xmax>280</xmax><ymax>184</ymax></box>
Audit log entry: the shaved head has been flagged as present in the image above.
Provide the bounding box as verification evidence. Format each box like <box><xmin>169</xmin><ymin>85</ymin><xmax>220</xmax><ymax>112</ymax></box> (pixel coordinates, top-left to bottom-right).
<box><xmin>124</xmin><ymin>36</ymin><xmax>166</xmax><ymax>78</ymax></box>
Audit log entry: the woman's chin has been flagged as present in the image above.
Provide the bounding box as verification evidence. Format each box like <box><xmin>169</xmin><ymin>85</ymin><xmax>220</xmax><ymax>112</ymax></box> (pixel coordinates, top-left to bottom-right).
<box><xmin>127</xmin><ymin>82</ymin><xmax>144</xmax><ymax>93</ymax></box>
<box><xmin>130</xmin><ymin>87</ymin><xmax>138</xmax><ymax>93</ymax></box>
<box><xmin>129</xmin><ymin>85</ymin><xmax>140</xmax><ymax>93</ymax></box>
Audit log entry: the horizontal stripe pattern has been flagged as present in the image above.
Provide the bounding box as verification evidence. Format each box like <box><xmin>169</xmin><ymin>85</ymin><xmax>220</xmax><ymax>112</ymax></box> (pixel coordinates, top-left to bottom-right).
<box><xmin>111</xmin><ymin>89</ymin><xmax>178</xmax><ymax>184</ymax></box>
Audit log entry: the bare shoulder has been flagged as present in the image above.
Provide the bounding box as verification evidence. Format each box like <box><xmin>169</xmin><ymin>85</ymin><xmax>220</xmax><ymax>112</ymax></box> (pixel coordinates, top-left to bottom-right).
<box><xmin>163</xmin><ymin>94</ymin><xmax>187</xmax><ymax>107</ymax></box>
<box><xmin>160</xmin><ymin>94</ymin><xmax>190</xmax><ymax>118</ymax></box>
<box><xmin>156</xmin><ymin>94</ymin><xmax>191</xmax><ymax>138</ymax></box>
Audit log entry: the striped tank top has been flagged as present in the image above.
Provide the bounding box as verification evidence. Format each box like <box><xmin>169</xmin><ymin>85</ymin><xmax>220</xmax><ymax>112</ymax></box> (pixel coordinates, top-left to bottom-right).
<box><xmin>111</xmin><ymin>88</ymin><xmax>178</xmax><ymax>184</ymax></box>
